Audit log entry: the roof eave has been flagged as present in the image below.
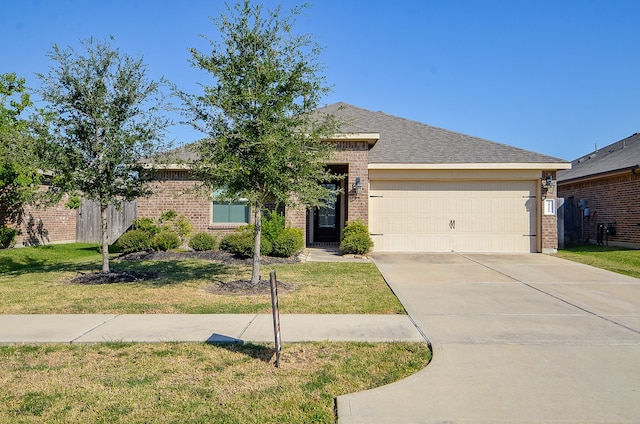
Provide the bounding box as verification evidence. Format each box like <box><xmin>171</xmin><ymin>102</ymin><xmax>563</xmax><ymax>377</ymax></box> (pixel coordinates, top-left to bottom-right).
<box><xmin>369</xmin><ymin>162</ymin><xmax>572</xmax><ymax>170</ymax></box>
<box><xmin>327</xmin><ymin>132</ymin><xmax>380</xmax><ymax>145</ymax></box>
<box><xmin>558</xmin><ymin>165</ymin><xmax>640</xmax><ymax>185</ymax></box>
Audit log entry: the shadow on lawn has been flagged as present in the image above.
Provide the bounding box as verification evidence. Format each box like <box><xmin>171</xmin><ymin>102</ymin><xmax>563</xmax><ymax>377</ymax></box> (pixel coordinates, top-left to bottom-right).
<box><xmin>210</xmin><ymin>341</ymin><xmax>276</xmax><ymax>364</ymax></box>
<box><xmin>0</xmin><ymin>249</ymin><xmax>233</xmax><ymax>286</ymax></box>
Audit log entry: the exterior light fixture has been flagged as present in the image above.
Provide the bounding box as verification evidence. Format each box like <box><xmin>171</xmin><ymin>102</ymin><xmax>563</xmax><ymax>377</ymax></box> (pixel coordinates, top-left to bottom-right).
<box><xmin>353</xmin><ymin>176</ymin><xmax>363</xmax><ymax>195</ymax></box>
<box><xmin>542</xmin><ymin>175</ymin><xmax>553</xmax><ymax>190</ymax></box>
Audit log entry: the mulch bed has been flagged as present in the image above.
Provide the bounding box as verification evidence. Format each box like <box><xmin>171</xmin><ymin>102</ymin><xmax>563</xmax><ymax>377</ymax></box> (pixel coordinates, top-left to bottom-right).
<box><xmin>67</xmin><ymin>270</ymin><xmax>158</xmax><ymax>285</ymax></box>
<box><xmin>67</xmin><ymin>250</ymin><xmax>301</xmax><ymax>291</ymax></box>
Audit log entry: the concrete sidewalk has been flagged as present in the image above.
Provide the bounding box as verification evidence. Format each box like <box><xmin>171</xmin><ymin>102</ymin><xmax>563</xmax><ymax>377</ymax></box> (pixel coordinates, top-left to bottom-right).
<box><xmin>0</xmin><ymin>314</ymin><xmax>424</xmax><ymax>344</ymax></box>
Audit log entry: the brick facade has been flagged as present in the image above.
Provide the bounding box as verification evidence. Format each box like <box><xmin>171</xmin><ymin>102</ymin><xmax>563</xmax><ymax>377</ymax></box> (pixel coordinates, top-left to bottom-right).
<box><xmin>18</xmin><ymin>190</ymin><xmax>77</xmax><ymax>246</ymax></box>
<box><xmin>284</xmin><ymin>139</ymin><xmax>370</xmax><ymax>244</ymax></box>
<box><xmin>136</xmin><ymin>170</ymin><xmax>250</xmax><ymax>240</ymax></box>
<box><xmin>558</xmin><ymin>171</ymin><xmax>640</xmax><ymax>248</ymax></box>
<box><xmin>541</xmin><ymin>171</ymin><xmax>559</xmax><ymax>253</ymax></box>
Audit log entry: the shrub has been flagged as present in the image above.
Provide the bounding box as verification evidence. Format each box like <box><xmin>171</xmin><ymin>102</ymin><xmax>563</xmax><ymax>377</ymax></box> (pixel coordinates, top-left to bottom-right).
<box><xmin>342</xmin><ymin>219</ymin><xmax>369</xmax><ymax>239</ymax></box>
<box><xmin>159</xmin><ymin>210</ymin><xmax>193</xmax><ymax>243</ymax></box>
<box><xmin>262</xmin><ymin>209</ymin><xmax>285</xmax><ymax>243</ymax></box>
<box><xmin>0</xmin><ymin>227</ymin><xmax>19</xmax><ymax>249</ymax></box>
<box><xmin>169</xmin><ymin>214</ymin><xmax>193</xmax><ymax>244</ymax></box>
<box><xmin>116</xmin><ymin>229</ymin><xmax>151</xmax><ymax>253</ymax></box>
<box><xmin>132</xmin><ymin>217</ymin><xmax>159</xmax><ymax>237</ymax></box>
<box><xmin>220</xmin><ymin>227</ymin><xmax>272</xmax><ymax>258</ymax></box>
<box><xmin>151</xmin><ymin>230</ymin><xmax>181</xmax><ymax>251</ymax></box>
<box><xmin>189</xmin><ymin>232</ymin><xmax>218</xmax><ymax>251</ymax></box>
<box><xmin>272</xmin><ymin>227</ymin><xmax>304</xmax><ymax>257</ymax></box>
<box><xmin>340</xmin><ymin>219</ymin><xmax>373</xmax><ymax>255</ymax></box>
<box><xmin>133</xmin><ymin>211</ymin><xmax>193</xmax><ymax>245</ymax></box>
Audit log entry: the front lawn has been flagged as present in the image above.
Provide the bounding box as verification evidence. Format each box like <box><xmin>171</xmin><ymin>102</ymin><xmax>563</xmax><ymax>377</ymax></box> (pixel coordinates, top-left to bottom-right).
<box><xmin>0</xmin><ymin>243</ymin><xmax>405</xmax><ymax>314</ymax></box>
<box><xmin>555</xmin><ymin>244</ymin><xmax>640</xmax><ymax>279</ymax></box>
<box><xmin>0</xmin><ymin>243</ymin><xmax>426</xmax><ymax>423</ymax></box>
<box><xmin>0</xmin><ymin>341</ymin><xmax>430</xmax><ymax>423</ymax></box>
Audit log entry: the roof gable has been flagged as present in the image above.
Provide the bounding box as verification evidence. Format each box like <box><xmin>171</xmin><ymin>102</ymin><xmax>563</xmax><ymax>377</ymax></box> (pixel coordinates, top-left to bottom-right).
<box><xmin>317</xmin><ymin>102</ymin><xmax>567</xmax><ymax>165</ymax></box>
<box><xmin>558</xmin><ymin>132</ymin><xmax>640</xmax><ymax>182</ymax></box>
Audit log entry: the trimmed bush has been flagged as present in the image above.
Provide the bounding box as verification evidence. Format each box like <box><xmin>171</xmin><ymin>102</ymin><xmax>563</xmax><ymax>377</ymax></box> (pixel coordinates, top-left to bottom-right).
<box><xmin>0</xmin><ymin>227</ymin><xmax>19</xmax><ymax>249</ymax></box>
<box><xmin>188</xmin><ymin>232</ymin><xmax>218</xmax><ymax>251</ymax></box>
<box><xmin>220</xmin><ymin>228</ymin><xmax>272</xmax><ymax>258</ymax></box>
<box><xmin>116</xmin><ymin>229</ymin><xmax>151</xmax><ymax>253</ymax></box>
<box><xmin>262</xmin><ymin>209</ymin><xmax>285</xmax><ymax>243</ymax></box>
<box><xmin>132</xmin><ymin>217</ymin><xmax>160</xmax><ymax>237</ymax></box>
<box><xmin>272</xmin><ymin>227</ymin><xmax>304</xmax><ymax>257</ymax></box>
<box><xmin>340</xmin><ymin>219</ymin><xmax>373</xmax><ymax>255</ymax></box>
<box><xmin>151</xmin><ymin>230</ymin><xmax>181</xmax><ymax>251</ymax></box>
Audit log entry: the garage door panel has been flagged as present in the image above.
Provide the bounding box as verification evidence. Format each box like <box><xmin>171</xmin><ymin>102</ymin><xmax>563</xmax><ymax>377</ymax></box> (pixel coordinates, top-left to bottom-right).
<box><xmin>369</xmin><ymin>180</ymin><xmax>537</xmax><ymax>252</ymax></box>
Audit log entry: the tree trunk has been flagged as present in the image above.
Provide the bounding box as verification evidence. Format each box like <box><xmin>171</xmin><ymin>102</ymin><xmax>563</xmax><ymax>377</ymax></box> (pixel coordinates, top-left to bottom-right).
<box><xmin>101</xmin><ymin>204</ymin><xmax>110</xmax><ymax>273</ymax></box>
<box><xmin>251</xmin><ymin>207</ymin><xmax>262</xmax><ymax>286</ymax></box>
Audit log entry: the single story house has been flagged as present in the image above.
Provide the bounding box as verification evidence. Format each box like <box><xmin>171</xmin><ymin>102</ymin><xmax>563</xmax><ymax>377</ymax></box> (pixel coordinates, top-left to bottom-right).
<box><xmin>139</xmin><ymin>102</ymin><xmax>570</xmax><ymax>254</ymax></box>
<box><xmin>557</xmin><ymin>132</ymin><xmax>640</xmax><ymax>248</ymax></box>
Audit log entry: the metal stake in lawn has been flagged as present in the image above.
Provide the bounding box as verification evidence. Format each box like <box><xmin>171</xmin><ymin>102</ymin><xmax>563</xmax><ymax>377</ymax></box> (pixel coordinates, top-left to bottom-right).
<box><xmin>269</xmin><ymin>270</ymin><xmax>282</xmax><ymax>368</ymax></box>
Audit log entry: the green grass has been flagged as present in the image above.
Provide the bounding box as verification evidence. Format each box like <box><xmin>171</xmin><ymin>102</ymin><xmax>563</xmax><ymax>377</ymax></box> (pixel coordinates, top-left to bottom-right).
<box><xmin>555</xmin><ymin>244</ymin><xmax>640</xmax><ymax>279</ymax></box>
<box><xmin>0</xmin><ymin>243</ymin><xmax>427</xmax><ymax>422</ymax></box>
<box><xmin>0</xmin><ymin>342</ymin><xmax>430</xmax><ymax>423</ymax></box>
<box><xmin>0</xmin><ymin>243</ymin><xmax>404</xmax><ymax>314</ymax></box>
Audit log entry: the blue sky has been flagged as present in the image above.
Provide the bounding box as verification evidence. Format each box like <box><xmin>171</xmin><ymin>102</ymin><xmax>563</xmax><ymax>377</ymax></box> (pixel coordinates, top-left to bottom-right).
<box><xmin>2</xmin><ymin>0</ymin><xmax>638</xmax><ymax>161</ymax></box>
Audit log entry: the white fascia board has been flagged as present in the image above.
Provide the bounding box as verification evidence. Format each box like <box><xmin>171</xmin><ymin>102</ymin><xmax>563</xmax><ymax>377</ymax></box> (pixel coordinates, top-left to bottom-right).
<box><xmin>368</xmin><ymin>162</ymin><xmax>572</xmax><ymax>170</ymax></box>
<box><xmin>328</xmin><ymin>133</ymin><xmax>380</xmax><ymax>143</ymax></box>
<box><xmin>143</xmin><ymin>163</ymin><xmax>191</xmax><ymax>170</ymax></box>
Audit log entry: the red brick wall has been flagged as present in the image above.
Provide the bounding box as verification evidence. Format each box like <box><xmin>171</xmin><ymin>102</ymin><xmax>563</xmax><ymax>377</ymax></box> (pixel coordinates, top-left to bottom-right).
<box><xmin>136</xmin><ymin>170</ymin><xmax>252</xmax><ymax>240</ymax></box>
<box><xmin>558</xmin><ymin>171</ymin><xmax>640</xmax><ymax>248</ymax></box>
<box><xmin>18</xmin><ymin>190</ymin><xmax>77</xmax><ymax>246</ymax></box>
<box><xmin>330</xmin><ymin>140</ymin><xmax>370</xmax><ymax>225</ymax></box>
<box><xmin>284</xmin><ymin>140</ymin><xmax>370</xmax><ymax>245</ymax></box>
<box><xmin>541</xmin><ymin>171</ymin><xmax>559</xmax><ymax>253</ymax></box>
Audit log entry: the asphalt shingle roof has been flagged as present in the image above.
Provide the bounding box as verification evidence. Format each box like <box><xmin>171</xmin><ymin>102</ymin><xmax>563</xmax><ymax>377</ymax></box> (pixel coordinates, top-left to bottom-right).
<box><xmin>317</xmin><ymin>102</ymin><xmax>567</xmax><ymax>165</ymax></box>
<box><xmin>557</xmin><ymin>132</ymin><xmax>640</xmax><ymax>182</ymax></box>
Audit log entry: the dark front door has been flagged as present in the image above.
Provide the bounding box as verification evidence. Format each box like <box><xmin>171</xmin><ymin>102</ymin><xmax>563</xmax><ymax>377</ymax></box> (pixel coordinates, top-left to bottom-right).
<box><xmin>314</xmin><ymin>183</ymin><xmax>340</xmax><ymax>242</ymax></box>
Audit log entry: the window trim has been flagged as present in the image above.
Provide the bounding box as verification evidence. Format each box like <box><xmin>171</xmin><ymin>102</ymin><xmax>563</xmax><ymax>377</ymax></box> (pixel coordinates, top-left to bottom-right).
<box><xmin>211</xmin><ymin>191</ymin><xmax>250</xmax><ymax>225</ymax></box>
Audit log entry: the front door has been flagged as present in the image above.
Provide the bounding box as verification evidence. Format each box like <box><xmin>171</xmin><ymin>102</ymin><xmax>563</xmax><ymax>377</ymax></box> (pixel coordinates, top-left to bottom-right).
<box><xmin>313</xmin><ymin>183</ymin><xmax>341</xmax><ymax>242</ymax></box>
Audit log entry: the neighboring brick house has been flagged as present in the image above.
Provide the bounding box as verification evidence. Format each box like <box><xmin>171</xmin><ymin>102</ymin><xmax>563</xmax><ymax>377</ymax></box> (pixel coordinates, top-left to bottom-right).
<box><xmin>140</xmin><ymin>102</ymin><xmax>570</xmax><ymax>253</ymax></box>
<box><xmin>16</xmin><ymin>190</ymin><xmax>77</xmax><ymax>246</ymax></box>
<box><xmin>557</xmin><ymin>132</ymin><xmax>640</xmax><ymax>248</ymax></box>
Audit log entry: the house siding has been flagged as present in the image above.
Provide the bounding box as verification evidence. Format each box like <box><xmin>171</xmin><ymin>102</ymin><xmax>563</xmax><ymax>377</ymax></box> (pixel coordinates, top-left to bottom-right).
<box><xmin>18</xmin><ymin>190</ymin><xmax>77</xmax><ymax>246</ymax></box>
<box><xmin>558</xmin><ymin>171</ymin><xmax>640</xmax><ymax>248</ymax></box>
<box><xmin>136</xmin><ymin>170</ymin><xmax>248</xmax><ymax>239</ymax></box>
<box><xmin>285</xmin><ymin>140</ymin><xmax>370</xmax><ymax>244</ymax></box>
<box><xmin>541</xmin><ymin>171</ymin><xmax>559</xmax><ymax>253</ymax></box>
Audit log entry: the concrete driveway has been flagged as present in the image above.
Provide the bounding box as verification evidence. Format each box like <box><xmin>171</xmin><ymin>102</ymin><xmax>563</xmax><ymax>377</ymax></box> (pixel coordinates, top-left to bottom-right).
<box><xmin>337</xmin><ymin>253</ymin><xmax>640</xmax><ymax>423</ymax></box>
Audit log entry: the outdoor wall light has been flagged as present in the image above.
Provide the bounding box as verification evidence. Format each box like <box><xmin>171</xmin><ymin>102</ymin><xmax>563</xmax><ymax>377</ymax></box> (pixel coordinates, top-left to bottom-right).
<box><xmin>542</xmin><ymin>175</ymin><xmax>554</xmax><ymax>190</ymax></box>
<box><xmin>353</xmin><ymin>176</ymin><xmax>363</xmax><ymax>195</ymax></box>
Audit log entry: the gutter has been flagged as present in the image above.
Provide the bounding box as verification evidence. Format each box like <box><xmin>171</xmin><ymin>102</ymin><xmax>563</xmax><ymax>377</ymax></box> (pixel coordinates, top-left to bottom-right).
<box><xmin>558</xmin><ymin>165</ymin><xmax>640</xmax><ymax>185</ymax></box>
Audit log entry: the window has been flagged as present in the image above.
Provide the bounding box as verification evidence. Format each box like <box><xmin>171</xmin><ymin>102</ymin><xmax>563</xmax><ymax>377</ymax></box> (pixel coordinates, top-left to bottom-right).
<box><xmin>212</xmin><ymin>191</ymin><xmax>250</xmax><ymax>224</ymax></box>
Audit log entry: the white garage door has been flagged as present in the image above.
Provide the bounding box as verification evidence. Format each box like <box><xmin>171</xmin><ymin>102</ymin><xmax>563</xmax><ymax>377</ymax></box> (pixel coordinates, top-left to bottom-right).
<box><xmin>369</xmin><ymin>180</ymin><xmax>537</xmax><ymax>252</ymax></box>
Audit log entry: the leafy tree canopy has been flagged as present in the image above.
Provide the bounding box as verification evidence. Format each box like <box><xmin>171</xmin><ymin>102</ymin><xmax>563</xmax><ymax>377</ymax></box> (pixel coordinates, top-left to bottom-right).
<box><xmin>180</xmin><ymin>0</ymin><xmax>342</xmax><ymax>284</ymax></box>
<box><xmin>0</xmin><ymin>73</ymin><xmax>41</xmax><ymax>228</ymax></box>
<box><xmin>183</xmin><ymin>0</ymin><xmax>341</xmax><ymax>208</ymax></box>
<box><xmin>37</xmin><ymin>37</ymin><xmax>173</xmax><ymax>271</ymax></box>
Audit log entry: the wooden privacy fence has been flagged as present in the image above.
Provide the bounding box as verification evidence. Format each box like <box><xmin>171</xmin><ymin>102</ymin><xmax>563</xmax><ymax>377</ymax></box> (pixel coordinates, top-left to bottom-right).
<box><xmin>76</xmin><ymin>199</ymin><xmax>136</xmax><ymax>244</ymax></box>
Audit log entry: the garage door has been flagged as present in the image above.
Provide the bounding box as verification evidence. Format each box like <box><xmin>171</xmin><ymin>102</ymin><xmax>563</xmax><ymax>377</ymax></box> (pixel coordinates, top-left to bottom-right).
<box><xmin>369</xmin><ymin>180</ymin><xmax>537</xmax><ymax>252</ymax></box>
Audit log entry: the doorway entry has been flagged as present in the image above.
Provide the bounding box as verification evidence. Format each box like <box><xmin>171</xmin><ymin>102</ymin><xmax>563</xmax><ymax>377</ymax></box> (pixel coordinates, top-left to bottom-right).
<box><xmin>313</xmin><ymin>182</ymin><xmax>340</xmax><ymax>242</ymax></box>
<box><xmin>309</xmin><ymin>165</ymin><xmax>347</xmax><ymax>245</ymax></box>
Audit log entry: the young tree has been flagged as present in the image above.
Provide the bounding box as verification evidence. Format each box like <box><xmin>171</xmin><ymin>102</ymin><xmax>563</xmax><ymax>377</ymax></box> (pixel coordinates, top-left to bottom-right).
<box><xmin>181</xmin><ymin>0</ymin><xmax>341</xmax><ymax>285</ymax></box>
<box><xmin>37</xmin><ymin>38</ymin><xmax>172</xmax><ymax>272</ymax></box>
<box><xmin>0</xmin><ymin>73</ymin><xmax>41</xmax><ymax>242</ymax></box>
